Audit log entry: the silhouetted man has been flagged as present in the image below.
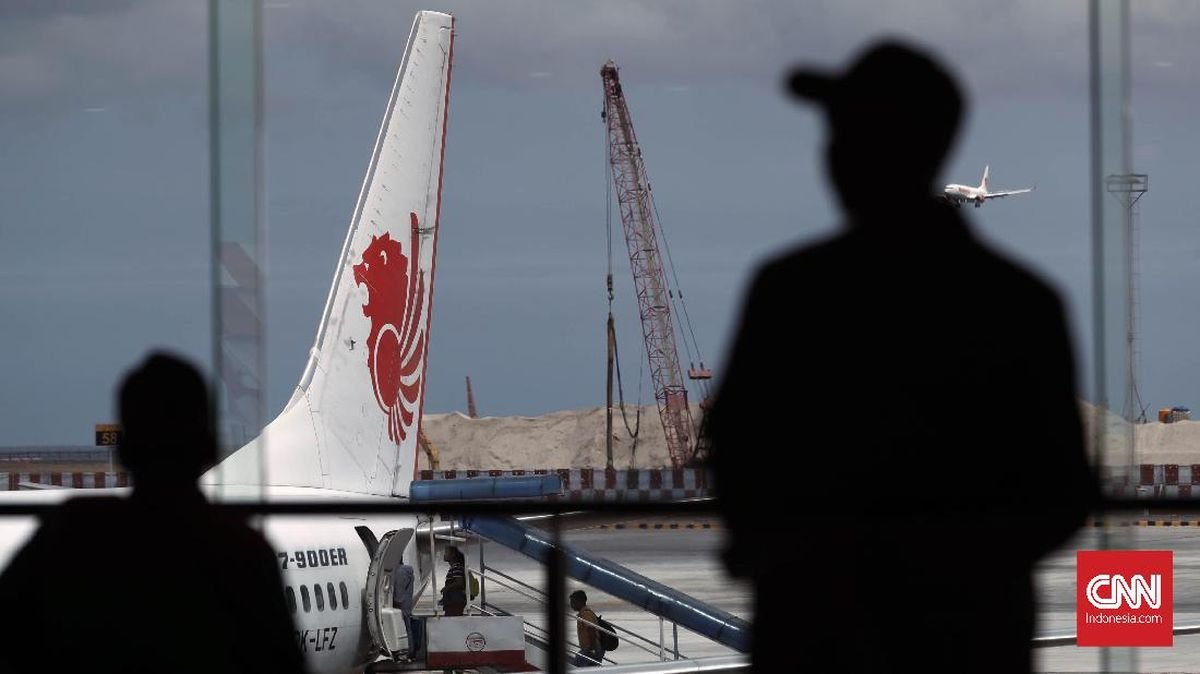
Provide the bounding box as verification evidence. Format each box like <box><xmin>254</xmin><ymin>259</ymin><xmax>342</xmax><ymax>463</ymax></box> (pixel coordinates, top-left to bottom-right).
<box><xmin>440</xmin><ymin>545</ymin><xmax>467</xmax><ymax>616</ymax></box>
<box><xmin>0</xmin><ymin>352</ymin><xmax>306</xmax><ymax>674</ymax></box>
<box><xmin>393</xmin><ymin>553</ymin><xmax>416</xmax><ymax>659</ymax></box>
<box><xmin>570</xmin><ymin>590</ymin><xmax>604</xmax><ymax>668</ymax></box>
<box><xmin>708</xmin><ymin>41</ymin><xmax>1100</xmax><ymax>673</ymax></box>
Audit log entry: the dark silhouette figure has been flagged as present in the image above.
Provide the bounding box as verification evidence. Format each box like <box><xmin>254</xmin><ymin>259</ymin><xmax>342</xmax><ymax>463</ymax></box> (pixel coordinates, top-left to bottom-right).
<box><xmin>570</xmin><ymin>589</ymin><xmax>605</xmax><ymax>668</ymax></box>
<box><xmin>708</xmin><ymin>41</ymin><xmax>1100</xmax><ymax>673</ymax></box>
<box><xmin>0</xmin><ymin>352</ymin><xmax>306</xmax><ymax>674</ymax></box>
<box><xmin>440</xmin><ymin>545</ymin><xmax>467</xmax><ymax>616</ymax></box>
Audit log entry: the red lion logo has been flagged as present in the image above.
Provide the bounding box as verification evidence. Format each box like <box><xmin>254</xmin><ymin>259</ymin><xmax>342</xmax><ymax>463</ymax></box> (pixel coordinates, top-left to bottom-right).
<box><xmin>352</xmin><ymin>212</ymin><xmax>426</xmax><ymax>445</ymax></box>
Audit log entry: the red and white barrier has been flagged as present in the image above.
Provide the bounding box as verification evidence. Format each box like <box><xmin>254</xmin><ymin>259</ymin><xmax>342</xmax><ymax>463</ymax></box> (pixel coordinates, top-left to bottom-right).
<box><xmin>418</xmin><ymin>468</ymin><xmax>712</xmax><ymax>501</ymax></box>
<box><xmin>0</xmin><ymin>472</ymin><xmax>129</xmax><ymax>490</ymax></box>
<box><xmin>425</xmin><ymin>615</ymin><xmax>533</xmax><ymax>671</ymax></box>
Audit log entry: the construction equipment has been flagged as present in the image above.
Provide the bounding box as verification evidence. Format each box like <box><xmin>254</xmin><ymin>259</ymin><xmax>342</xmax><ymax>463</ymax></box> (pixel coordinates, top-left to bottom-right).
<box><xmin>601</xmin><ymin>60</ymin><xmax>711</xmax><ymax>469</ymax></box>
<box><xmin>1159</xmin><ymin>407</ymin><xmax>1191</xmax><ymax>424</ymax></box>
<box><xmin>465</xmin><ymin>376</ymin><xmax>478</xmax><ymax>419</ymax></box>
<box><xmin>418</xmin><ymin>428</ymin><xmax>441</xmax><ymax>470</ymax></box>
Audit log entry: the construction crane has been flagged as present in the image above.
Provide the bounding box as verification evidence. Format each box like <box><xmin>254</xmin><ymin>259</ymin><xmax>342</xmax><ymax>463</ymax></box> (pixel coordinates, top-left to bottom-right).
<box><xmin>601</xmin><ymin>60</ymin><xmax>711</xmax><ymax>469</ymax></box>
<box><xmin>465</xmin><ymin>376</ymin><xmax>478</xmax><ymax>419</ymax></box>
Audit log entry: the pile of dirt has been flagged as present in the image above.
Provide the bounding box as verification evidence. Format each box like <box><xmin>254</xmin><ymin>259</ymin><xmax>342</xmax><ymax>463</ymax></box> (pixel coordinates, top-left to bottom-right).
<box><xmin>419</xmin><ymin>401</ymin><xmax>1200</xmax><ymax>471</ymax></box>
<box><xmin>420</xmin><ymin>405</ymin><xmax>700</xmax><ymax>471</ymax></box>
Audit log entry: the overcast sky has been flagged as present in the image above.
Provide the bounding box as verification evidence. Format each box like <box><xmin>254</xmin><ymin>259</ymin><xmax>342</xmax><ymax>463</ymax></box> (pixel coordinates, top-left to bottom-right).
<box><xmin>2</xmin><ymin>1</ymin><xmax>1199</xmax><ymax>445</ymax></box>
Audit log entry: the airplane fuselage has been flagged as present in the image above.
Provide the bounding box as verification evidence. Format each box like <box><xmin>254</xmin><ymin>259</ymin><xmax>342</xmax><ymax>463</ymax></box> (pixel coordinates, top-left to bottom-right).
<box><xmin>943</xmin><ymin>183</ymin><xmax>986</xmax><ymax>207</ymax></box>
<box><xmin>942</xmin><ymin>166</ymin><xmax>1033</xmax><ymax>208</ymax></box>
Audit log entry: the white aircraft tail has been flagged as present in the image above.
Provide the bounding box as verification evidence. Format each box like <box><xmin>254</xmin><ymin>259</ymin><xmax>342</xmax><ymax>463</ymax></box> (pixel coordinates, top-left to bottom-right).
<box><xmin>980</xmin><ymin>165</ymin><xmax>990</xmax><ymax>192</ymax></box>
<box><xmin>204</xmin><ymin>10</ymin><xmax>454</xmax><ymax>498</ymax></box>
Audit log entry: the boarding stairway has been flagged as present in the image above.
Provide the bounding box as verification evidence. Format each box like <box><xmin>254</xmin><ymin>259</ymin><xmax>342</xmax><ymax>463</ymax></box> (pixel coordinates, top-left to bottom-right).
<box><xmin>459</xmin><ymin>513</ymin><xmax>750</xmax><ymax>668</ymax></box>
<box><xmin>472</xmin><ymin>562</ymin><xmax>687</xmax><ymax>668</ymax></box>
<box><xmin>405</xmin><ymin>475</ymin><xmax>748</xmax><ymax>671</ymax></box>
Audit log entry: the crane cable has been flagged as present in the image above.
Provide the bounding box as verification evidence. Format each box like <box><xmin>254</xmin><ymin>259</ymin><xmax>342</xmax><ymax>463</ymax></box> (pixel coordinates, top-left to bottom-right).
<box><xmin>605</xmin><ymin>122</ymin><xmax>642</xmax><ymax>447</ymax></box>
<box><xmin>649</xmin><ymin>192</ymin><xmax>710</xmax><ymax>401</ymax></box>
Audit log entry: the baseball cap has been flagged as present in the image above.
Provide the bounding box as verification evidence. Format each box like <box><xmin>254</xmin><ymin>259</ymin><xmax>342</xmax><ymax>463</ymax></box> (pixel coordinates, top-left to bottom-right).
<box><xmin>785</xmin><ymin>39</ymin><xmax>963</xmax><ymax>152</ymax></box>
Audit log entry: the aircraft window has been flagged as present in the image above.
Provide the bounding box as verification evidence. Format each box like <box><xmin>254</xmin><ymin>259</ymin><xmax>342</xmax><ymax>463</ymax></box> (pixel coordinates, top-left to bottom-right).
<box><xmin>327</xmin><ymin>583</ymin><xmax>337</xmax><ymax>610</ymax></box>
<box><xmin>314</xmin><ymin>583</ymin><xmax>325</xmax><ymax>611</ymax></box>
<box><xmin>301</xmin><ymin>584</ymin><xmax>311</xmax><ymax>613</ymax></box>
<box><xmin>340</xmin><ymin>582</ymin><xmax>349</xmax><ymax>610</ymax></box>
<box><xmin>285</xmin><ymin>586</ymin><xmax>296</xmax><ymax>614</ymax></box>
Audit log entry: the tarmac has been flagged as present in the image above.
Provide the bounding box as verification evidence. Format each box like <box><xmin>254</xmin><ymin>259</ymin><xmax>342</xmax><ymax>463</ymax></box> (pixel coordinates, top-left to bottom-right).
<box><xmin>468</xmin><ymin>524</ymin><xmax>1200</xmax><ymax>672</ymax></box>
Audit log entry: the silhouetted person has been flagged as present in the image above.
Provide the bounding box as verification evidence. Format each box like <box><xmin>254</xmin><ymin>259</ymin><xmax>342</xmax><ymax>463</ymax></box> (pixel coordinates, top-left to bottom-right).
<box><xmin>0</xmin><ymin>352</ymin><xmax>306</xmax><ymax>674</ymax></box>
<box><xmin>570</xmin><ymin>590</ymin><xmax>604</xmax><ymax>668</ymax></box>
<box><xmin>392</xmin><ymin>553</ymin><xmax>416</xmax><ymax>659</ymax></box>
<box><xmin>440</xmin><ymin>545</ymin><xmax>467</xmax><ymax>616</ymax></box>
<box><xmin>707</xmin><ymin>41</ymin><xmax>1100</xmax><ymax>673</ymax></box>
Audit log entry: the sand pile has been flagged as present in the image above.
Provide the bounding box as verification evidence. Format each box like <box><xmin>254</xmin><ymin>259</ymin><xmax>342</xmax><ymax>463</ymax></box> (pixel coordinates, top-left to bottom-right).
<box><xmin>1066</xmin><ymin>400</ymin><xmax>1200</xmax><ymax>466</ymax></box>
<box><xmin>419</xmin><ymin>400</ymin><xmax>1200</xmax><ymax>472</ymax></box>
<box><xmin>419</xmin><ymin>405</ymin><xmax>701</xmax><ymax>471</ymax></box>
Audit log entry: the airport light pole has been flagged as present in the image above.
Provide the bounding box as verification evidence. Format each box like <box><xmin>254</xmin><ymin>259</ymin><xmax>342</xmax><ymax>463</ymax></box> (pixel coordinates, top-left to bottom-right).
<box><xmin>1105</xmin><ymin>173</ymin><xmax>1149</xmax><ymax>424</ymax></box>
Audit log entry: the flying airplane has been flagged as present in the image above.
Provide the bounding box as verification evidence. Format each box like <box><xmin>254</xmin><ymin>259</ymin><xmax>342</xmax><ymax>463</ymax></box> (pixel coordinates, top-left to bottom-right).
<box><xmin>0</xmin><ymin>10</ymin><xmax>456</xmax><ymax>674</ymax></box>
<box><xmin>942</xmin><ymin>165</ymin><xmax>1034</xmax><ymax>208</ymax></box>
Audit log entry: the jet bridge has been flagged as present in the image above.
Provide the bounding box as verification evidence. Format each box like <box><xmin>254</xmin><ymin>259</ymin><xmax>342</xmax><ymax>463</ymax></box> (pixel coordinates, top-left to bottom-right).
<box><xmin>460</xmin><ymin>514</ymin><xmax>750</xmax><ymax>654</ymax></box>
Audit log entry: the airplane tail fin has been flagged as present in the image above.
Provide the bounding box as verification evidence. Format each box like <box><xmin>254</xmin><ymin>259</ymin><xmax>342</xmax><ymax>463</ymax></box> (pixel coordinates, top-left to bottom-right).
<box><xmin>205</xmin><ymin>10</ymin><xmax>454</xmax><ymax>498</ymax></box>
<box><xmin>980</xmin><ymin>165</ymin><xmax>990</xmax><ymax>192</ymax></box>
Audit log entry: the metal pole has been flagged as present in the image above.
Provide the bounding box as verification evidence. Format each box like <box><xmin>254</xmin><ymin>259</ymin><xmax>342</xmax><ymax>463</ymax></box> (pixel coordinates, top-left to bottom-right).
<box><xmin>478</xmin><ymin>534</ymin><xmax>486</xmax><ymax>610</ymax></box>
<box><xmin>548</xmin><ymin>514</ymin><xmax>566</xmax><ymax>674</ymax></box>
<box><xmin>659</xmin><ymin>616</ymin><xmax>665</xmax><ymax>660</ymax></box>
<box><xmin>672</xmin><ymin>622</ymin><xmax>679</xmax><ymax>660</ymax></box>
<box><xmin>428</xmin><ymin>515</ymin><xmax>439</xmax><ymax>616</ymax></box>
<box><xmin>606</xmin><ymin>311</ymin><xmax>615</xmax><ymax>470</ymax></box>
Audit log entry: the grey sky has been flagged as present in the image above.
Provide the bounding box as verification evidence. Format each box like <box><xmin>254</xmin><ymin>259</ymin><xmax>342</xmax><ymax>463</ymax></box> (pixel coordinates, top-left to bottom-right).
<box><xmin>2</xmin><ymin>1</ymin><xmax>1199</xmax><ymax>445</ymax></box>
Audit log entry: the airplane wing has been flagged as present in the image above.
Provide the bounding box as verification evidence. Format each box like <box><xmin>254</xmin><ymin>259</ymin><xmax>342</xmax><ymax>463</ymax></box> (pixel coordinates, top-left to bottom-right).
<box><xmin>984</xmin><ymin>186</ymin><xmax>1035</xmax><ymax>199</ymax></box>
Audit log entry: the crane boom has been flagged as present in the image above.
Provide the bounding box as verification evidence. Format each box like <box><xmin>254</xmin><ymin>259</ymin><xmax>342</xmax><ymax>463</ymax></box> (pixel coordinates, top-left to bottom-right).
<box><xmin>601</xmin><ymin>60</ymin><xmax>695</xmax><ymax>468</ymax></box>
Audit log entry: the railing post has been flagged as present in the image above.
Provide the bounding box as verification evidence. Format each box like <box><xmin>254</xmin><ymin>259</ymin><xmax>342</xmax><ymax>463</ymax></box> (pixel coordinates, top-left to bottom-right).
<box><xmin>478</xmin><ymin>533</ymin><xmax>487</xmax><ymax>610</ymax></box>
<box><xmin>673</xmin><ymin>622</ymin><xmax>679</xmax><ymax>660</ymax></box>
<box><xmin>548</xmin><ymin>514</ymin><xmax>566</xmax><ymax>674</ymax></box>
<box><xmin>428</xmin><ymin>513</ymin><xmax>439</xmax><ymax>616</ymax></box>
<box><xmin>659</xmin><ymin>616</ymin><xmax>665</xmax><ymax>660</ymax></box>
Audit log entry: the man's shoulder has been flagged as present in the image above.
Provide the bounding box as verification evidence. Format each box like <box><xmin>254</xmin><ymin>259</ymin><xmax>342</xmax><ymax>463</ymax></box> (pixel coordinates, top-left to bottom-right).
<box><xmin>762</xmin><ymin>228</ymin><xmax>1061</xmax><ymax>297</ymax></box>
<box><xmin>748</xmin><ymin>233</ymin><xmax>847</xmax><ymax>287</ymax></box>
<box><xmin>968</xmin><ymin>242</ymin><xmax>1065</xmax><ymax>306</ymax></box>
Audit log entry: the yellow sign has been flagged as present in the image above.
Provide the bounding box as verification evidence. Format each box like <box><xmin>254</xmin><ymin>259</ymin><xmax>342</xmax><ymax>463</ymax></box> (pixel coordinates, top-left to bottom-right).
<box><xmin>95</xmin><ymin>424</ymin><xmax>122</xmax><ymax>447</ymax></box>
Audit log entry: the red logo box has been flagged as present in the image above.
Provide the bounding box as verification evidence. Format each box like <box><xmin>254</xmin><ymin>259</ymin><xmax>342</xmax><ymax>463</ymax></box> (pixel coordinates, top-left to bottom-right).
<box><xmin>1077</xmin><ymin>550</ymin><xmax>1173</xmax><ymax>647</ymax></box>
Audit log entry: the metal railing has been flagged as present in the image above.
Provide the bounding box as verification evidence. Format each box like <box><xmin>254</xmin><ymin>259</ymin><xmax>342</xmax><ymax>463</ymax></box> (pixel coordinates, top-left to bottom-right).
<box><xmin>474</xmin><ymin>562</ymin><xmax>686</xmax><ymax>663</ymax></box>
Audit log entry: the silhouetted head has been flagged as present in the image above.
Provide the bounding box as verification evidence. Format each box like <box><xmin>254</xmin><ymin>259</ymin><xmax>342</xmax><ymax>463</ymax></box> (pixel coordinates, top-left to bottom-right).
<box><xmin>570</xmin><ymin>590</ymin><xmax>587</xmax><ymax>611</ymax></box>
<box><xmin>786</xmin><ymin>39</ymin><xmax>964</xmax><ymax>218</ymax></box>
<box><xmin>117</xmin><ymin>352</ymin><xmax>216</xmax><ymax>488</ymax></box>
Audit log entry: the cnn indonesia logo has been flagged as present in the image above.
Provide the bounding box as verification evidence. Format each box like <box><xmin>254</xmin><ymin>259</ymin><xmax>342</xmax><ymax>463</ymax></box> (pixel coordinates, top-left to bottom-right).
<box><xmin>1076</xmin><ymin>550</ymin><xmax>1172</xmax><ymax>647</ymax></box>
